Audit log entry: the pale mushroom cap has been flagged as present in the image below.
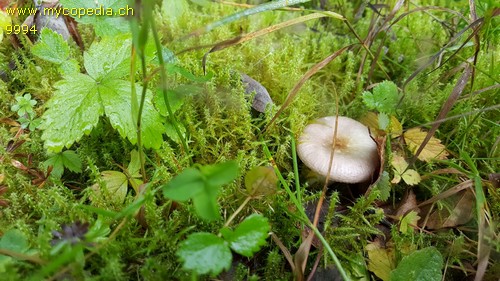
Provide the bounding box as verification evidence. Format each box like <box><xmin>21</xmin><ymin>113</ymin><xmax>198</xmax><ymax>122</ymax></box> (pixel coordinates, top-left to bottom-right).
<box><xmin>297</xmin><ymin>116</ymin><xmax>379</xmax><ymax>183</ymax></box>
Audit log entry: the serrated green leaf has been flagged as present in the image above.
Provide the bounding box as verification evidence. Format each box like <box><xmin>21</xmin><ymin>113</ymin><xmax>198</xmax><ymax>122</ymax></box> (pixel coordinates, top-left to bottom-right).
<box><xmin>99</xmin><ymin>79</ymin><xmax>165</xmax><ymax>149</ymax></box>
<box><xmin>59</xmin><ymin>0</ymin><xmax>130</xmax><ymax>36</ymax></box>
<box><xmin>177</xmin><ymin>232</ymin><xmax>232</xmax><ymax>276</ymax></box>
<box><xmin>390</xmin><ymin>247</ymin><xmax>443</xmax><ymax>281</ymax></box>
<box><xmin>162</xmin><ymin>168</ymin><xmax>205</xmax><ymax>201</ymax></box>
<box><xmin>41</xmin><ymin>73</ymin><xmax>103</xmax><ymax>152</ymax></box>
<box><xmin>362</xmin><ymin>81</ymin><xmax>399</xmax><ymax>114</ymax></box>
<box><xmin>374</xmin><ymin>171</ymin><xmax>390</xmax><ymax>201</ymax></box>
<box><xmin>58</xmin><ymin>59</ymin><xmax>80</xmax><ymax>75</ymax></box>
<box><xmin>223</xmin><ymin>214</ymin><xmax>270</xmax><ymax>257</ymax></box>
<box><xmin>43</xmin><ymin>154</ymin><xmax>64</xmax><ymax>178</ymax></box>
<box><xmin>43</xmin><ymin>150</ymin><xmax>82</xmax><ymax>178</ymax></box>
<box><xmin>31</xmin><ymin>28</ymin><xmax>70</xmax><ymax>64</ymax></box>
<box><xmin>200</xmin><ymin>161</ymin><xmax>239</xmax><ymax>187</ymax></box>
<box><xmin>61</xmin><ymin>150</ymin><xmax>82</xmax><ymax>173</ymax></box>
<box><xmin>84</xmin><ymin>35</ymin><xmax>131</xmax><ymax>81</ymax></box>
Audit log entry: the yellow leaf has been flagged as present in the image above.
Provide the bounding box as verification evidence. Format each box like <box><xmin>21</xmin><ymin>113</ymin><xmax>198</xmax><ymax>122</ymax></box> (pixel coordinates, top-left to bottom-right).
<box><xmin>389</xmin><ymin>115</ymin><xmax>402</xmax><ymax>137</ymax></box>
<box><xmin>402</xmin><ymin>169</ymin><xmax>421</xmax><ymax>185</ymax></box>
<box><xmin>404</xmin><ymin>128</ymin><xmax>448</xmax><ymax>162</ymax></box>
<box><xmin>360</xmin><ymin>112</ymin><xmax>403</xmax><ymax>138</ymax></box>
<box><xmin>366</xmin><ymin>242</ymin><xmax>396</xmax><ymax>281</ymax></box>
<box><xmin>391</xmin><ymin>155</ymin><xmax>421</xmax><ymax>185</ymax></box>
<box><xmin>360</xmin><ymin>112</ymin><xmax>382</xmax><ymax>136</ymax></box>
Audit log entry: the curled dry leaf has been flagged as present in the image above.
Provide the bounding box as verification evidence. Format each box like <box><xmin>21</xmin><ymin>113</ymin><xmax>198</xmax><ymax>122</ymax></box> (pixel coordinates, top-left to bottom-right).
<box><xmin>424</xmin><ymin>188</ymin><xmax>475</xmax><ymax>230</ymax></box>
<box><xmin>403</xmin><ymin>128</ymin><xmax>448</xmax><ymax>162</ymax></box>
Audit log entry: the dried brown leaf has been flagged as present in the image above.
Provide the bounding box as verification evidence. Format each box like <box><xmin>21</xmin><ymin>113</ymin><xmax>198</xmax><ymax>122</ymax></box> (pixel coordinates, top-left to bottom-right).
<box><xmin>425</xmin><ymin>189</ymin><xmax>475</xmax><ymax>229</ymax></box>
<box><xmin>404</xmin><ymin>128</ymin><xmax>448</xmax><ymax>162</ymax></box>
<box><xmin>396</xmin><ymin>190</ymin><xmax>419</xmax><ymax>218</ymax></box>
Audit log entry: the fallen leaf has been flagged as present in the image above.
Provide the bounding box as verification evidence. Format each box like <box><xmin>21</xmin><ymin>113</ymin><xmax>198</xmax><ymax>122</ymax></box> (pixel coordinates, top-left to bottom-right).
<box><xmin>395</xmin><ymin>190</ymin><xmax>419</xmax><ymax>218</ymax></box>
<box><xmin>404</xmin><ymin>128</ymin><xmax>448</xmax><ymax>162</ymax></box>
<box><xmin>366</xmin><ymin>242</ymin><xmax>396</xmax><ymax>281</ymax></box>
<box><xmin>425</xmin><ymin>189</ymin><xmax>475</xmax><ymax>229</ymax></box>
<box><xmin>391</xmin><ymin>155</ymin><xmax>421</xmax><ymax>185</ymax></box>
<box><xmin>245</xmin><ymin>166</ymin><xmax>277</xmax><ymax>197</ymax></box>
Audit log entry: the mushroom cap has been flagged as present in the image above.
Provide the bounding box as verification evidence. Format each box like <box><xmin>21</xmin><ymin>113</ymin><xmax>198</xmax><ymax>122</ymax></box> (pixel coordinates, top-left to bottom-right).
<box><xmin>297</xmin><ymin>116</ymin><xmax>379</xmax><ymax>183</ymax></box>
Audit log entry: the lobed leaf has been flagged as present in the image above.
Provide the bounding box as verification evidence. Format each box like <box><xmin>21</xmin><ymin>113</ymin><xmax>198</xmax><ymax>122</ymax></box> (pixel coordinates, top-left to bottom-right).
<box><xmin>43</xmin><ymin>150</ymin><xmax>82</xmax><ymax>178</ymax></box>
<box><xmin>59</xmin><ymin>0</ymin><xmax>129</xmax><ymax>36</ymax></box>
<box><xmin>404</xmin><ymin>128</ymin><xmax>449</xmax><ymax>162</ymax></box>
<box><xmin>362</xmin><ymin>81</ymin><xmax>399</xmax><ymax>115</ymax></box>
<box><xmin>98</xmin><ymin>79</ymin><xmax>166</xmax><ymax>149</ymax></box>
<box><xmin>31</xmin><ymin>28</ymin><xmax>70</xmax><ymax>64</ymax></box>
<box><xmin>84</xmin><ymin>35</ymin><xmax>131</xmax><ymax>81</ymax></box>
<box><xmin>41</xmin><ymin>73</ymin><xmax>103</xmax><ymax>152</ymax></box>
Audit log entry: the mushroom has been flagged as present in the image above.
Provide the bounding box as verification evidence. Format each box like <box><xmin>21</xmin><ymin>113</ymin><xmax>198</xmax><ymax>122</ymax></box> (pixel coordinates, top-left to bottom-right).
<box><xmin>297</xmin><ymin>116</ymin><xmax>379</xmax><ymax>183</ymax></box>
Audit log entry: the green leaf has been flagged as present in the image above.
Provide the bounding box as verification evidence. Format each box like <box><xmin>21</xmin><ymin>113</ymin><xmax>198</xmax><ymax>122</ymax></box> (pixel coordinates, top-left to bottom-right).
<box><xmin>43</xmin><ymin>150</ymin><xmax>82</xmax><ymax>178</ymax></box>
<box><xmin>95</xmin><ymin>171</ymin><xmax>128</xmax><ymax>204</ymax></box>
<box><xmin>59</xmin><ymin>0</ymin><xmax>130</xmax><ymax>36</ymax></box>
<box><xmin>373</xmin><ymin>171</ymin><xmax>390</xmax><ymax>201</ymax></box>
<box><xmin>31</xmin><ymin>28</ymin><xmax>70</xmax><ymax>64</ymax></box>
<box><xmin>0</xmin><ymin>229</ymin><xmax>30</xmax><ymax>272</ymax></box>
<box><xmin>390</xmin><ymin>247</ymin><xmax>443</xmax><ymax>281</ymax></box>
<box><xmin>127</xmin><ymin>150</ymin><xmax>141</xmax><ymax>178</ymax></box>
<box><xmin>61</xmin><ymin>150</ymin><xmax>82</xmax><ymax>173</ymax></box>
<box><xmin>161</xmin><ymin>0</ymin><xmax>188</xmax><ymax>22</ymax></box>
<box><xmin>177</xmin><ymin>232</ymin><xmax>232</xmax><ymax>276</ymax></box>
<box><xmin>162</xmin><ymin>168</ymin><xmax>205</xmax><ymax>201</ymax></box>
<box><xmin>192</xmin><ymin>186</ymin><xmax>220</xmax><ymax>221</ymax></box>
<box><xmin>41</xmin><ymin>73</ymin><xmax>103</xmax><ymax>152</ymax></box>
<box><xmin>222</xmin><ymin>214</ymin><xmax>270</xmax><ymax>257</ymax></box>
<box><xmin>58</xmin><ymin>59</ymin><xmax>80</xmax><ymax>75</ymax></box>
<box><xmin>362</xmin><ymin>81</ymin><xmax>399</xmax><ymax>115</ymax></box>
<box><xmin>200</xmin><ymin>161</ymin><xmax>239</xmax><ymax>187</ymax></box>
<box><xmin>99</xmin><ymin>79</ymin><xmax>165</xmax><ymax>150</ymax></box>
<box><xmin>164</xmin><ymin>121</ymin><xmax>186</xmax><ymax>144</ymax></box>
<box><xmin>84</xmin><ymin>35</ymin><xmax>131</xmax><ymax>81</ymax></box>
<box><xmin>245</xmin><ymin>166</ymin><xmax>278</xmax><ymax>197</ymax></box>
